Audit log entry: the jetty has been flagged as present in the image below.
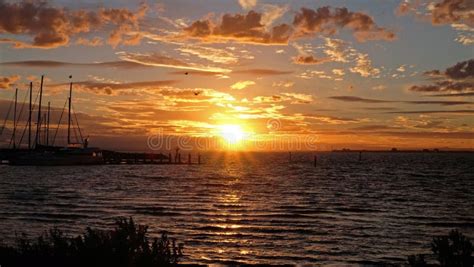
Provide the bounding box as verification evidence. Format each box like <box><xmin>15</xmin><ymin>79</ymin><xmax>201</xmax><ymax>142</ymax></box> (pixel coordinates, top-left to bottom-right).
<box><xmin>101</xmin><ymin>150</ymin><xmax>201</xmax><ymax>165</ymax></box>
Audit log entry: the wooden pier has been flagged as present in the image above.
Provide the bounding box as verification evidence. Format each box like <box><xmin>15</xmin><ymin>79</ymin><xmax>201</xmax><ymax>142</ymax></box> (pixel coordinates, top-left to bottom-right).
<box><xmin>101</xmin><ymin>150</ymin><xmax>201</xmax><ymax>165</ymax></box>
<box><xmin>0</xmin><ymin>149</ymin><xmax>202</xmax><ymax>165</ymax></box>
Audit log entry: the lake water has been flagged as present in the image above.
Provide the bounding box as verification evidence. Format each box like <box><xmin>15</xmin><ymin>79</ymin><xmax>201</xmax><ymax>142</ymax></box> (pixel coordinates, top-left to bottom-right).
<box><xmin>0</xmin><ymin>152</ymin><xmax>473</xmax><ymax>265</ymax></box>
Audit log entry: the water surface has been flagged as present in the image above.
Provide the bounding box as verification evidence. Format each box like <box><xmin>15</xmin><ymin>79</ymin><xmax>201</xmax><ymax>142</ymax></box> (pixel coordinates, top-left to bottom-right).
<box><xmin>0</xmin><ymin>152</ymin><xmax>473</xmax><ymax>265</ymax></box>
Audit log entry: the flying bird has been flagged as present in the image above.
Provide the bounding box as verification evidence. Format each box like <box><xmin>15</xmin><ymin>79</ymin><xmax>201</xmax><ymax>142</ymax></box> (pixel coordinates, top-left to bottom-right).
<box><xmin>194</xmin><ymin>91</ymin><xmax>201</xmax><ymax>96</ymax></box>
<box><xmin>184</xmin><ymin>72</ymin><xmax>189</xmax><ymax>75</ymax></box>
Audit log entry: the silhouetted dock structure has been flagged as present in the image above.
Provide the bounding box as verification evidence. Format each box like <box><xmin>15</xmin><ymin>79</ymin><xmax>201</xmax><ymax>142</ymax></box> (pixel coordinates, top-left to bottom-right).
<box><xmin>101</xmin><ymin>150</ymin><xmax>201</xmax><ymax>165</ymax></box>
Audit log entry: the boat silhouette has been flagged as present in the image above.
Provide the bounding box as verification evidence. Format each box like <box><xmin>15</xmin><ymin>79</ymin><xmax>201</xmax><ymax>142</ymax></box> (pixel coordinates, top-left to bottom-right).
<box><xmin>5</xmin><ymin>75</ymin><xmax>103</xmax><ymax>166</ymax></box>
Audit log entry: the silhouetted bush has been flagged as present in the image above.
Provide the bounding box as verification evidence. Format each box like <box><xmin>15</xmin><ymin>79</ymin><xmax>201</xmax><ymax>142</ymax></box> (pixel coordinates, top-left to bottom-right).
<box><xmin>0</xmin><ymin>217</ymin><xmax>183</xmax><ymax>267</ymax></box>
<box><xmin>408</xmin><ymin>229</ymin><xmax>473</xmax><ymax>267</ymax></box>
<box><xmin>407</xmin><ymin>254</ymin><xmax>427</xmax><ymax>267</ymax></box>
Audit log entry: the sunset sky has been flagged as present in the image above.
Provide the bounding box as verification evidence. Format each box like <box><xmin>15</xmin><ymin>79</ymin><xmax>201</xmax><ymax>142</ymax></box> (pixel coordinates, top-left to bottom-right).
<box><xmin>0</xmin><ymin>0</ymin><xmax>473</xmax><ymax>151</ymax></box>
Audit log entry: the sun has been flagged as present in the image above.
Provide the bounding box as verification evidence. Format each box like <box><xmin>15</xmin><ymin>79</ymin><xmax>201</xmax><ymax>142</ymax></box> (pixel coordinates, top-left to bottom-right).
<box><xmin>217</xmin><ymin>124</ymin><xmax>247</xmax><ymax>145</ymax></box>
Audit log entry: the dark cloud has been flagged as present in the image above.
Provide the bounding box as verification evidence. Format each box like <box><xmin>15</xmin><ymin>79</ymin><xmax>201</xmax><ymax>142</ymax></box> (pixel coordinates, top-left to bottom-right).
<box><xmin>429</xmin><ymin>92</ymin><xmax>474</xmax><ymax>97</ymax></box>
<box><xmin>304</xmin><ymin>114</ymin><xmax>362</xmax><ymax>124</ymax></box>
<box><xmin>410</xmin><ymin>80</ymin><xmax>473</xmax><ymax>93</ymax></box>
<box><xmin>352</xmin><ymin>125</ymin><xmax>402</xmax><ymax>131</ymax></box>
<box><xmin>361</xmin><ymin>107</ymin><xmax>398</xmax><ymax>110</ymax></box>
<box><xmin>406</xmin><ymin>100</ymin><xmax>473</xmax><ymax>106</ymax></box>
<box><xmin>424</xmin><ymin>59</ymin><xmax>474</xmax><ymax>80</ymax></box>
<box><xmin>396</xmin><ymin>0</ymin><xmax>473</xmax><ymax>26</ymax></box>
<box><xmin>329</xmin><ymin>96</ymin><xmax>392</xmax><ymax>103</ymax></box>
<box><xmin>386</xmin><ymin>110</ymin><xmax>474</xmax><ymax>115</ymax></box>
<box><xmin>52</xmin><ymin>80</ymin><xmax>178</xmax><ymax>95</ymax></box>
<box><xmin>411</xmin><ymin>60</ymin><xmax>474</xmax><ymax>94</ymax></box>
<box><xmin>293</xmin><ymin>7</ymin><xmax>396</xmax><ymax>42</ymax></box>
<box><xmin>0</xmin><ymin>75</ymin><xmax>20</xmax><ymax>89</ymax></box>
<box><xmin>445</xmin><ymin>59</ymin><xmax>474</xmax><ymax>80</ymax></box>
<box><xmin>233</xmin><ymin>69</ymin><xmax>293</xmax><ymax>75</ymax></box>
<box><xmin>1</xmin><ymin>60</ymin><xmax>148</xmax><ymax>69</ymax></box>
<box><xmin>431</xmin><ymin>0</ymin><xmax>474</xmax><ymax>25</ymax></box>
<box><xmin>377</xmin><ymin>131</ymin><xmax>474</xmax><ymax>139</ymax></box>
<box><xmin>0</xmin><ymin>1</ymin><xmax>147</xmax><ymax>48</ymax></box>
<box><xmin>331</xmin><ymin>95</ymin><xmax>472</xmax><ymax>105</ymax></box>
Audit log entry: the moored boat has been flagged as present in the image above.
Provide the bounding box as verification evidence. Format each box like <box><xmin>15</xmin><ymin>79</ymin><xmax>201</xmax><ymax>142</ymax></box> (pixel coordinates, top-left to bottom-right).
<box><xmin>1</xmin><ymin>75</ymin><xmax>104</xmax><ymax>166</ymax></box>
<box><xmin>8</xmin><ymin>147</ymin><xmax>103</xmax><ymax>166</ymax></box>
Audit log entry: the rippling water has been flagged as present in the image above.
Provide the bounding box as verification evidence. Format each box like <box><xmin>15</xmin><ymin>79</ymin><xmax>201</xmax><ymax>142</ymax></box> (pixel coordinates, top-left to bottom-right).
<box><xmin>0</xmin><ymin>152</ymin><xmax>473</xmax><ymax>265</ymax></box>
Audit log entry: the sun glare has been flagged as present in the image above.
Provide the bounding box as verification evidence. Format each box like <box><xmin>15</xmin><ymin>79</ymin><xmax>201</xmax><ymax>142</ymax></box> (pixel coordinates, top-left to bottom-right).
<box><xmin>217</xmin><ymin>124</ymin><xmax>247</xmax><ymax>146</ymax></box>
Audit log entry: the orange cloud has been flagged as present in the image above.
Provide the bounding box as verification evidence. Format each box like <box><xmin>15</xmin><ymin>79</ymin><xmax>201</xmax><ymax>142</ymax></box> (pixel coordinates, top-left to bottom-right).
<box><xmin>292</xmin><ymin>55</ymin><xmax>330</xmax><ymax>65</ymax></box>
<box><xmin>179</xmin><ymin>6</ymin><xmax>395</xmax><ymax>45</ymax></box>
<box><xmin>230</xmin><ymin>80</ymin><xmax>255</xmax><ymax>90</ymax></box>
<box><xmin>75</xmin><ymin>37</ymin><xmax>103</xmax><ymax>46</ymax></box>
<box><xmin>0</xmin><ymin>1</ymin><xmax>147</xmax><ymax>48</ymax></box>
<box><xmin>0</xmin><ymin>75</ymin><xmax>20</xmax><ymax>89</ymax></box>
<box><xmin>183</xmin><ymin>11</ymin><xmax>292</xmax><ymax>45</ymax></box>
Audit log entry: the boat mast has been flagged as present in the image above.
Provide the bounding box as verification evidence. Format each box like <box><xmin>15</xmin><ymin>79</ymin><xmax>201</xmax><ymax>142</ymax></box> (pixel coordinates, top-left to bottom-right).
<box><xmin>67</xmin><ymin>75</ymin><xmax>72</xmax><ymax>145</ymax></box>
<box><xmin>35</xmin><ymin>75</ymin><xmax>44</xmax><ymax>148</ymax></box>
<box><xmin>28</xmin><ymin>82</ymin><xmax>32</xmax><ymax>150</ymax></box>
<box><xmin>12</xmin><ymin>88</ymin><xmax>18</xmax><ymax>149</ymax></box>
<box><xmin>46</xmin><ymin>101</ymin><xmax>50</xmax><ymax>146</ymax></box>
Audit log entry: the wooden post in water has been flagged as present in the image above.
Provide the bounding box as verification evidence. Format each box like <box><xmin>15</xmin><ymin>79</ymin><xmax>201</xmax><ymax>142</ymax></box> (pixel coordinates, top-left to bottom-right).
<box><xmin>188</xmin><ymin>153</ymin><xmax>191</xmax><ymax>164</ymax></box>
<box><xmin>289</xmin><ymin>152</ymin><xmax>292</xmax><ymax>163</ymax></box>
<box><xmin>359</xmin><ymin>151</ymin><xmax>362</xmax><ymax>161</ymax></box>
<box><xmin>178</xmin><ymin>153</ymin><xmax>181</xmax><ymax>163</ymax></box>
<box><xmin>314</xmin><ymin>155</ymin><xmax>317</xmax><ymax>167</ymax></box>
<box><xmin>168</xmin><ymin>152</ymin><xmax>172</xmax><ymax>163</ymax></box>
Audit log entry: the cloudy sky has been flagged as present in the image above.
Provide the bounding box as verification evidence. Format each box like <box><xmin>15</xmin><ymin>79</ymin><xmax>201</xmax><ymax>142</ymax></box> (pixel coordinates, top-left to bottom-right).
<box><xmin>0</xmin><ymin>0</ymin><xmax>473</xmax><ymax>150</ymax></box>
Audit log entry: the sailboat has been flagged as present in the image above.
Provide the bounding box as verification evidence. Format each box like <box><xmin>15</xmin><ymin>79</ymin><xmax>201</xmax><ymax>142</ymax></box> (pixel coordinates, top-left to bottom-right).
<box><xmin>8</xmin><ymin>75</ymin><xmax>104</xmax><ymax>166</ymax></box>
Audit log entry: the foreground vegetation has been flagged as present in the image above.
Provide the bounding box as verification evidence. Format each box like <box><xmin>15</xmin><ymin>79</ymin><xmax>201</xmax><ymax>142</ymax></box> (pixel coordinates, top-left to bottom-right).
<box><xmin>408</xmin><ymin>229</ymin><xmax>472</xmax><ymax>267</ymax></box>
<box><xmin>0</xmin><ymin>218</ymin><xmax>183</xmax><ymax>267</ymax></box>
<box><xmin>0</xmin><ymin>218</ymin><xmax>472</xmax><ymax>267</ymax></box>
